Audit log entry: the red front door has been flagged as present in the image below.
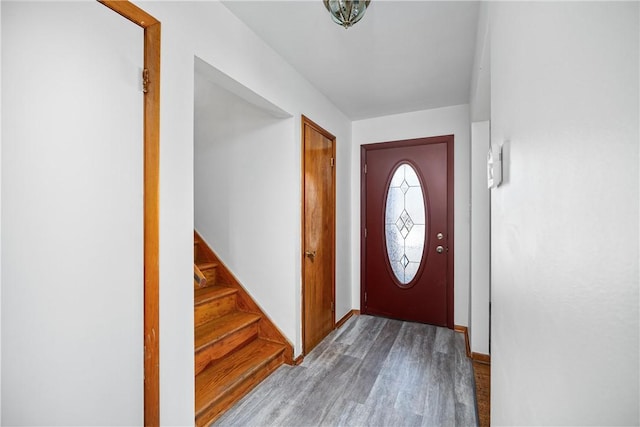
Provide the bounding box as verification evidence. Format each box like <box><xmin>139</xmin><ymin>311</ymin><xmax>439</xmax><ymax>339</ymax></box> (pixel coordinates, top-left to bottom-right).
<box><xmin>362</xmin><ymin>135</ymin><xmax>454</xmax><ymax>327</ymax></box>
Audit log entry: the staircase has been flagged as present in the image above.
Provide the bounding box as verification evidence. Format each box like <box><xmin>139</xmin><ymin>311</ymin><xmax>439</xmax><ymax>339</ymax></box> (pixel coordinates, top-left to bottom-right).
<box><xmin>194</xmin><ymin>231</ymin><xmax>293</xmax><ymax>426</ymax></box>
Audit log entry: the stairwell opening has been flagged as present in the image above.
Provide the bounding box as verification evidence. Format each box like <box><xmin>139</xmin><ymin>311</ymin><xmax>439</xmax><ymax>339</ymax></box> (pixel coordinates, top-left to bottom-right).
<box><xmin>192</xmin><ymin>57</ymin><xmax>297</xmax><ymax>425</ymax></box>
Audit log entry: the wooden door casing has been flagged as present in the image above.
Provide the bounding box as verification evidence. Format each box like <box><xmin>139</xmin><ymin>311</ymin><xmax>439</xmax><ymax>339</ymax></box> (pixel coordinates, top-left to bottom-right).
<box><xmin>361</xmin><ymin>135</ymin><xmax>454</xmax><ymax>328</ymax></box>
<box><xmin>98</xmin><ymin>2</ymin><xmax>161</xmax><ymax>424</ymax></box>
<box><xmin>302</xmin><ymin>116</ymin><xmax>336</xmax><ymax>354</ymax></box>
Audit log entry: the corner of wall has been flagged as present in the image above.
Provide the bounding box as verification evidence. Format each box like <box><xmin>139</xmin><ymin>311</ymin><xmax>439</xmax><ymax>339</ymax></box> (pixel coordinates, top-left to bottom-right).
<box><xmin>0</xmin><ymin>0</ymin><xmax>4</xmax><ymax>419</ymax></box>
<box><xmin>469</xmin><ymin>1</ymin><xmax>490</xmax><ymax>123</ymax></box>
<box><xmin>469</xmin><ymin>121</ymin><xmax>490</xmax><ymax>356</ymax></box>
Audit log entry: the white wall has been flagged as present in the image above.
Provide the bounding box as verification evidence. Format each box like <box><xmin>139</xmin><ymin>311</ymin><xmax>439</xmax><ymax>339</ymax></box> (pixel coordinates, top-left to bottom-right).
<box><xmin>468</xmin><ymin>0</ymin><xmax>491</xmax><ymax>356</ymax></box>
<box><xmin>470</xmin><ymin>121</ymin><xmax>490</xmax><ymax>356</ymax></box>
<box><xmin>2</xmin><ymin>2</ymin><xmax>143</xmax><ymax>424</ymax></box>
<box><xmin>490</xmin><ymin>2</ymin><xmax>639</xmax><ymax>425</ymax></box>
<box><xmin>125</xmin><ymin>3</ymin><xmax>352</xmax><ymax>420</ymax></box>
<box><xmin>181</xmin><ymin>5</ymin><xmax>352</xmax><ymax>357</ymax></box>
<box><xmin>0</xmin><ymin>0</ymin><xmax>3</xmax><ymax>421</ymax></box>
<box><xmin>194</xmin><ymin>72</ymin><xmax>297</xmax><ymax>345</ymax></box>
<box><xmin>352</xmin><ymin>105</ymin><xmax>471</xmax><ymax>327</ymax></box>
<box><xmin>470</xmin><ymin>2</ymin><xmax>490</xmax><ymax>123</ymax></box>
<box><xmin>2</xmin><ymin>1</ymin><xmax>352</xmax><ymax>423</ymax></box>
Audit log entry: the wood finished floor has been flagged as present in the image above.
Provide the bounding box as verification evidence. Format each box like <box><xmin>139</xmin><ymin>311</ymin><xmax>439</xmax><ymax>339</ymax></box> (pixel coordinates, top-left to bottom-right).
<box><xmin>214</xmin><ymin>315</ymin><xmax>478</xmax><ymax>426</ymax></box>
<box><xmin>472</xmin><ymin>361</ymin><xmax>490</xmax><ymax>427</ymax></box>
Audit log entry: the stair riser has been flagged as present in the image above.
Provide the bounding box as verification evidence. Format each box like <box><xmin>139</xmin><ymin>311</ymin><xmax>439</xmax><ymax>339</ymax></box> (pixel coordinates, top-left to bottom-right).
<box><xmin>195</xmin><ymin>351</ymin><xmax>284</xmax><ymax>427</ymax></box>
<box><xmin>202</xmin><ymin>268</ymin><xmax>217</xmax><ymax>286</ymax></box>
<box><xmin>194</xmin><ymin>244</ymin><xmax>204</xmax><ymax>265</ymax></box>
<box><xmin>194</xmin><ymin>294</ymin><xmax>236</xmax><ymax>328</ymax></box>
<box><xmin>194</xmin><ymin>244</ymin><xmax>212</xmax><ymax>266</ymax></box>
<box><xmin>195</xmin><ymin>323</ymin><xmax>259</xmax><ymax>376</ymax></box>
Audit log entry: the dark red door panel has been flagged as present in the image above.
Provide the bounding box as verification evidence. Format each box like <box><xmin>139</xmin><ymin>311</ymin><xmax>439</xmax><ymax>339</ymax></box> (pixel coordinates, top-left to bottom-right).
<box><xmin>362</xmin><ymin>136</ymin><xmax>453</xmax><ymax>327</ymax></box>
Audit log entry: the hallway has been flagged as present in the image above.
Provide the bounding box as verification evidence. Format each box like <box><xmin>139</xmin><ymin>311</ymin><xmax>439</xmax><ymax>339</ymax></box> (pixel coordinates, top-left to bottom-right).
<box><xmin>215</xmin><ymin>315</ymin><xmax>477</xmax><ymax>426</ymax></box>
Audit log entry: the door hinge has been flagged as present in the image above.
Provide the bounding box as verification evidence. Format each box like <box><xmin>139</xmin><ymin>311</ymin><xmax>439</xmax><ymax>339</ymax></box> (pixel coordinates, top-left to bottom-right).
<box><xmin>330</xmin><ymin>157</ymin><xmax>335</xmax><ymax>168</ymax></box>
<box><xmin>364</xmin><ymin>164</ymin><xmax>367</xmax><ymax>174</ymax></box>
<box><xmin>142</xmin><ymin>68</ymin><xmax>150</xmax><ymax>93</ymax></box>
<box><xmin>331</xmin><ymin>301</ymin><xmax>335</xmax><ymax>312</ymax></box>
<box><xmin>364</xmin><ymin>292</ymin><xmax>367</xmax><ymax>303</ymax></box>
<box><xmin>364</xmin><ymin>228</ymin><xmax>367</xmax><ymax>238</ymax></box>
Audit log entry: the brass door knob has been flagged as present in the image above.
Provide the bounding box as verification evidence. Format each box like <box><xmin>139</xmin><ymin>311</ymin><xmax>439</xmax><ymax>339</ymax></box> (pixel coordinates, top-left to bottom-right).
<box><xmin>305</xmin><ymin>250</ymin><xmax>317</xmax><ymax>259</ymax></box>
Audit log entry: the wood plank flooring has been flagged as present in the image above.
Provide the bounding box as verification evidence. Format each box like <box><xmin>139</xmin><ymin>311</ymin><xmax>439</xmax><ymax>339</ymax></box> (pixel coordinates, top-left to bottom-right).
<box><xmin>214</xmin><ymin>315</ymin><xmax>478</xmax><ymax>426</ymax></box>
<box><xmin>472</xmin><ymin>361</ymin><xmax>490</xmax><ymax>427</ymax></box>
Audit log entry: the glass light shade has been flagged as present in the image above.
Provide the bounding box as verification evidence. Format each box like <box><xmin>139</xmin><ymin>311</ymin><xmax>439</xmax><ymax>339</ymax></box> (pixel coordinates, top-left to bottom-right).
<box><xmin>323</xmin><ymin>0</ymin><xmax>371</xmax><ymax>29</ymax></box>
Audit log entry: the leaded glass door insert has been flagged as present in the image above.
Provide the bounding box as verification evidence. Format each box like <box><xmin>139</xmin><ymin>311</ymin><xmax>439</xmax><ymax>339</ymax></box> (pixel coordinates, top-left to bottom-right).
<box><xmin>384</xmin><ymin>163</ymin><xmax>426</xmax><ymax>285</ymax></box>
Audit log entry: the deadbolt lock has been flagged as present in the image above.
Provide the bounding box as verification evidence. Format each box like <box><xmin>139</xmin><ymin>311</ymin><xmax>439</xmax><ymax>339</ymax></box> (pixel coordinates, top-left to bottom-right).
<box><xmin>437</xmin><ymin>232</ymin><xmax>444</xmax><ymax>240</ymax></box>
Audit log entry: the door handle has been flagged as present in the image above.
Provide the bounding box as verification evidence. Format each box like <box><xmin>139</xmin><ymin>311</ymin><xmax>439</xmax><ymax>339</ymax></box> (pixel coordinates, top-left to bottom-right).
<box><xmin>305</xmin><ymin>250</ymin><xmax>317</xmax><ymax>260</ymax></box>
<box><xmin>436</xmin><ymin>246</ymin><xmax>444</xmax><ymax>254</ymax></box>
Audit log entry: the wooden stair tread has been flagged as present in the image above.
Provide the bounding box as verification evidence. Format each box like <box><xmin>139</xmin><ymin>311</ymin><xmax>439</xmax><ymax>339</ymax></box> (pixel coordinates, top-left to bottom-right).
<box><xmin>193</xmin><ymin>231</ymin><xmax>294</xmax><ymax>424</ymax></box>
<box><xmin>195</xmin><ymin>312</ymin><xmax>260</xmax><ymax>352</ymax></box>
<box><xmin>194</xmin><ymin>286</ymin><xmax>237</xmax><ymax>306</ymax></box>
<box><xmin>195</xmin><ymin>339</ymin><xmax>285</xmax><ymax>415</ymax></box>
<box><xmin>197</xmin><ymin>262</ymin><xmax>218</xmax><ymax>270</ymax></box>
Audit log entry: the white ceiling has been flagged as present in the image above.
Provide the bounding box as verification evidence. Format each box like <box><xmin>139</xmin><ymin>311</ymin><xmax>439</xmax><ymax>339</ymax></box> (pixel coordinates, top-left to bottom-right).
<box><xmin>222</xmin><ymin>1</ymin><xmax>480</xmax><ymax>120</ymax></box>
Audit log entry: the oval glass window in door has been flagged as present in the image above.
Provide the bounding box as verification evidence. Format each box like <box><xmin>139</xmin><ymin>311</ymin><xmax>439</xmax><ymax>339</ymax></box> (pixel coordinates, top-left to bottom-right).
<box><xmin>384</xmin><ymin>163</ymin><xmax>426</xmax><ymax>285</ymax></box>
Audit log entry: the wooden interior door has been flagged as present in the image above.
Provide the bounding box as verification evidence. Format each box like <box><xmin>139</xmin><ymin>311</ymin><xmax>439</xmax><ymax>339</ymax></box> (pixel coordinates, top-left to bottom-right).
<box><xmin>361</xmin><ymin>136</ymin><xmax>454</xmax><ymax>328</ymax></box>
<box><xmin>302</xmin><ymin>116</ymin><xmax>336</xmax><ymax>354</ymax></box>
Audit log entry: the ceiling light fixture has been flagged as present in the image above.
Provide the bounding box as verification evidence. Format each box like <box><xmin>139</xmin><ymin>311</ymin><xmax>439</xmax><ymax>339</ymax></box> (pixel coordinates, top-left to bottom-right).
<box><xmin>323</xmin><ymin>0</ymin><xmax>371</xmax><ymax>29</ymax></box>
